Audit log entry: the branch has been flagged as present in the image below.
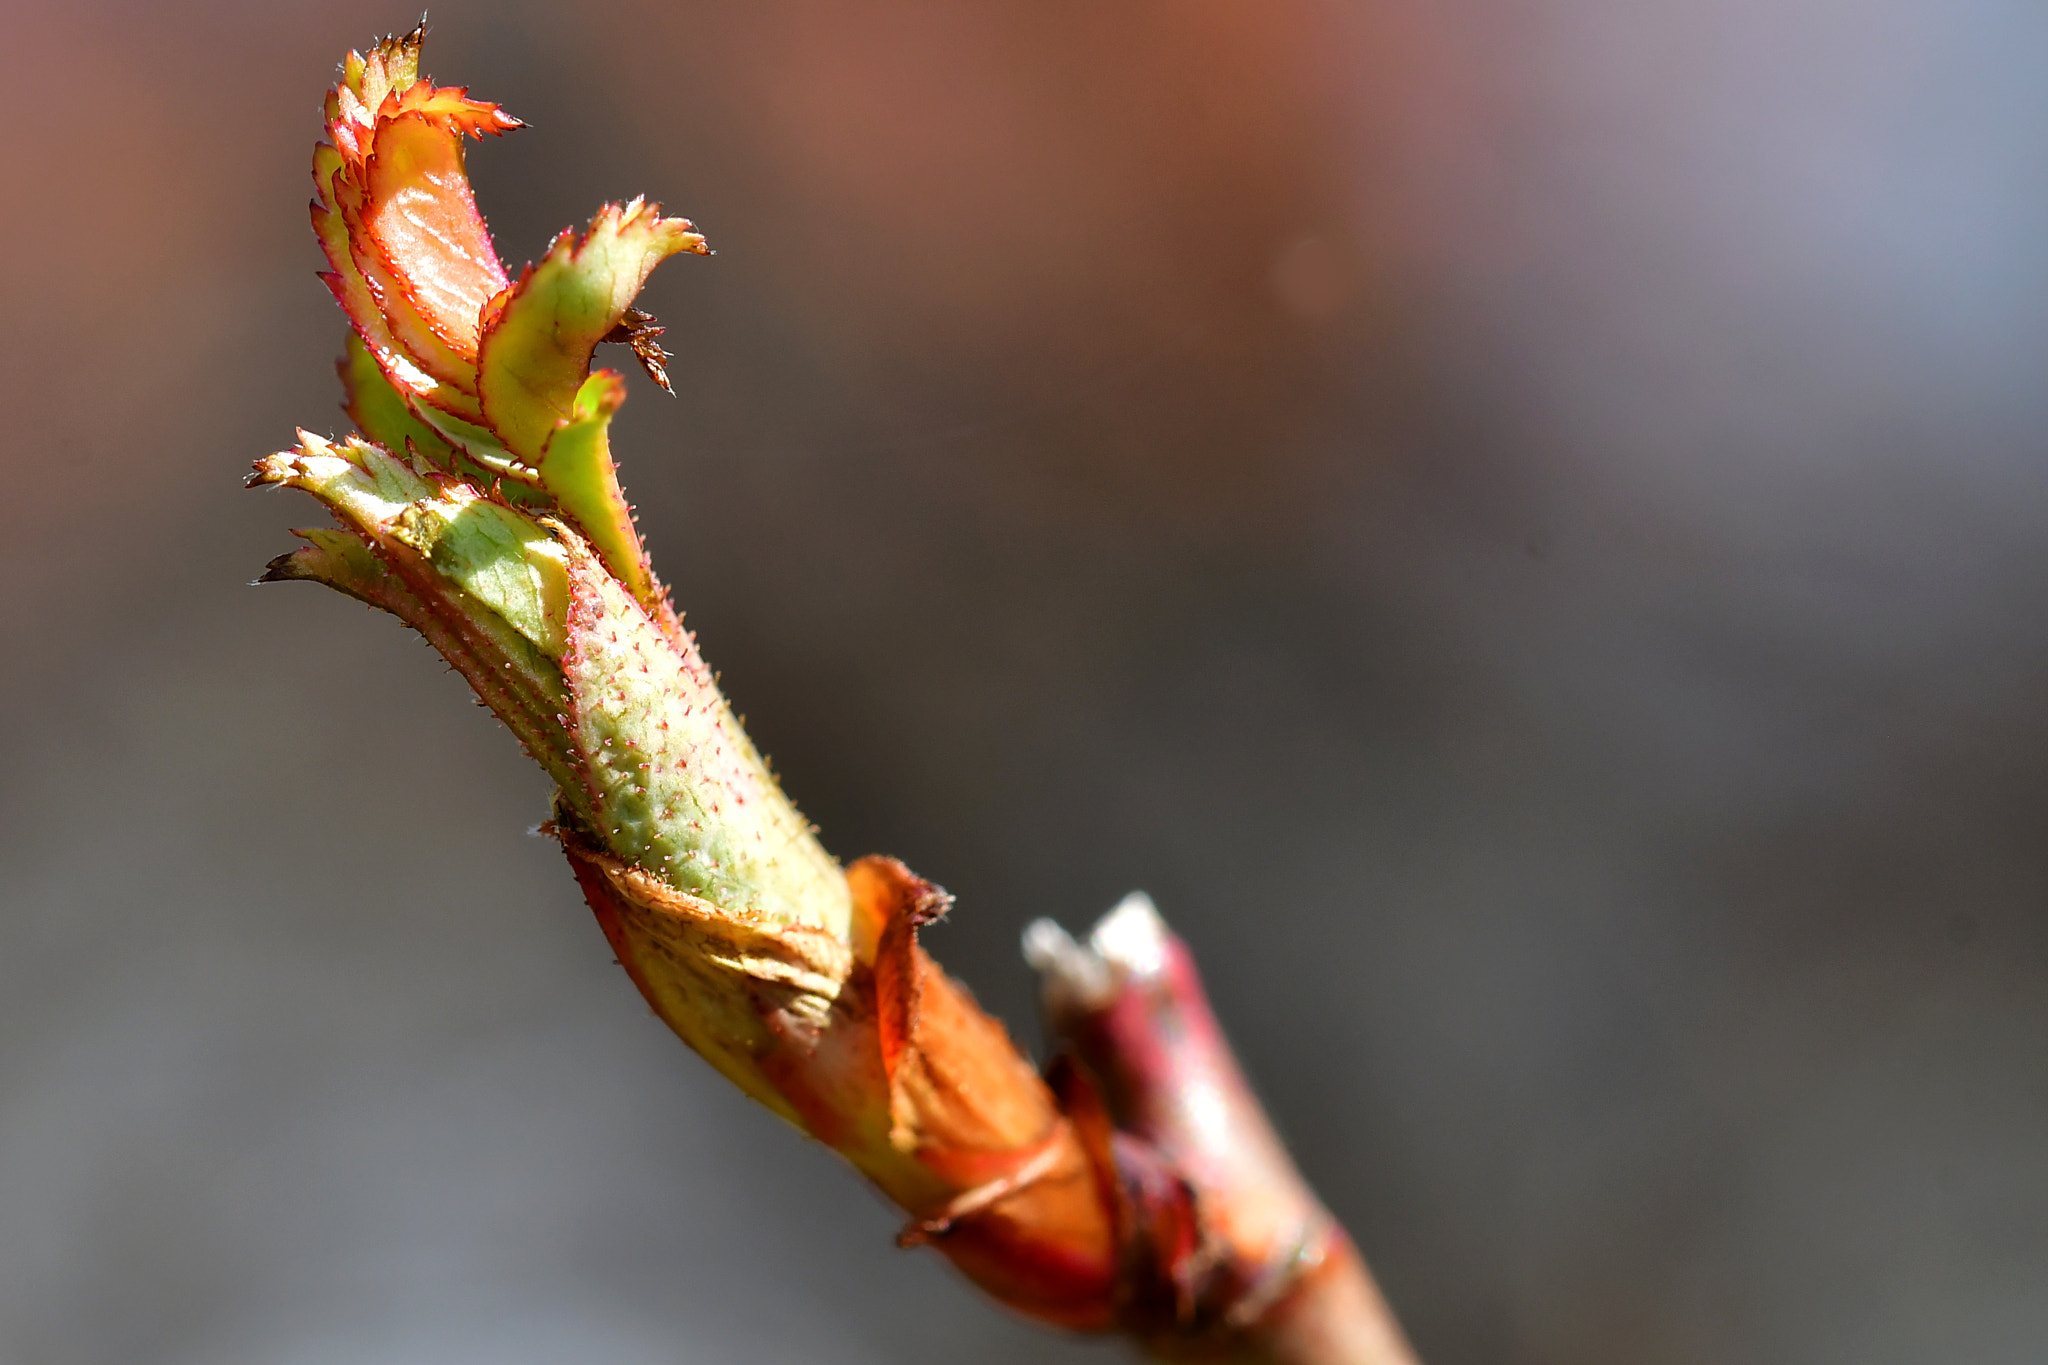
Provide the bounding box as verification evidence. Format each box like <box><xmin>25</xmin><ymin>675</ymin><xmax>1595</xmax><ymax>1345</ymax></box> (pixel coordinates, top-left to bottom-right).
<box><xmin>252</xmin><ymin>23</ymin><xmax>1417</xmax><ymax>1363</ymax></box>
<box><xmin>1029</xmin><ymin>898</ymin><xmax>1417</xmax><ymax>1363</ymax></box>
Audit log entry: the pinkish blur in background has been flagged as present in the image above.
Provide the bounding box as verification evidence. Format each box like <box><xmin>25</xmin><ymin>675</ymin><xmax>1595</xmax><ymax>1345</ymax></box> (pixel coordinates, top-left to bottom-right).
<box><xmin>3</xmin><ymin>2</ymin><xmax>2046</xmax><ymax>1362</ymax></box>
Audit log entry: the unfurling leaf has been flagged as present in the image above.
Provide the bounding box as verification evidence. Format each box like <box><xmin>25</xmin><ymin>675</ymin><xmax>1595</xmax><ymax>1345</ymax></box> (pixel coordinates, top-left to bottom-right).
<box><xmin>252</xmin><ymin>29</ymin><xmax>1411</xmax><ymax>1361</ymax></box>
<box><xmin>477</xmin><ymin>199</ymin><xmax>707</xmax><ymax>464</ymax></box>
<box><xmin>305</xmin><ymin>18</ymin><xmax>701</xmax><ymax>597</ymax></box>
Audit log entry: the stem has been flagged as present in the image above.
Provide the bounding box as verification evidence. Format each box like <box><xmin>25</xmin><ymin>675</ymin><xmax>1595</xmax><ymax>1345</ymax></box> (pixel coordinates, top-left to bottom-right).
<box><xmin>1028</xmin><ymin>897</ymin><xmax>1420</xmax><ymax>1365</ymax></box>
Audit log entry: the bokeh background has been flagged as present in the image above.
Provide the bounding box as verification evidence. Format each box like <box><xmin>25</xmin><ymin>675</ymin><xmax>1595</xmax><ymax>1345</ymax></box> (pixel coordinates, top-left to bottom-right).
<box><xmin>4</xmin><ymin>1</ymin><xmax>2046</xmax><ymax>1361</ymax></box>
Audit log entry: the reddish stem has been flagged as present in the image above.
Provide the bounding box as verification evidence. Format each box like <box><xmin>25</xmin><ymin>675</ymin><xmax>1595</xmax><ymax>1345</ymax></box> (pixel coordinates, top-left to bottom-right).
<box><xmin>1028</xmin><ymin>897</ymin><xmax>1419</xmax><ymax>1365</ymax></box>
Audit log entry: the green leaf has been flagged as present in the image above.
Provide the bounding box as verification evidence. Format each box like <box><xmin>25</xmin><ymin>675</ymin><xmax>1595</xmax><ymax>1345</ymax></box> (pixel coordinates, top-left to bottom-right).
<box><xmin>250</xmin><ymin>435</ymin><xmax>588</xmax><ymax>816</ymax></box>
<box><xmin>251</xmin><ymin>432</ymin><xmax>568</xmax><ymax>657</ymax></box>
<box><xmin>476</xmin><ymin>198</ymin><xmax>706</xmax><ymax>464</ymax></box>
<box><xmin>537</xmin><ymin>370</ymin><xmax>652</xmax><ymax>605</ymax></box>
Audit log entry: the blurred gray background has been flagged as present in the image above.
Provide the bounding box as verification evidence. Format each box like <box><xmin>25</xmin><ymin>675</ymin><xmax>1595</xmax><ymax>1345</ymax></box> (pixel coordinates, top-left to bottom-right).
<box><xmin>3</xmin><ymin>1</ymin><xmax>2046</xmax><ymax>1361</ymax></box>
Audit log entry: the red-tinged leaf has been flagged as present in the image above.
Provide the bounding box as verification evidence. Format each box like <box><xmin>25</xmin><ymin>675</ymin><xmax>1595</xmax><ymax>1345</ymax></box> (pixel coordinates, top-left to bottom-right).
<box><xmin>344</xmin><ymin>22</ymin><xmax>423</xmax><ymax>119</ymax></box>
<box><xmin>349</xmin><ymin>244</ymin><xmax>484</xmax><ymax>411</ymax></box>
<box><xmin>362</xmin><ymin>110</ymin><xmax>509</xmax><ymax>357</ymax></box>
<box><xmin>336</xmin><ymin>181</ymin><xmax>485</xmax><ymax>410</ymax></box>
<box><xmin>330</xmin><ymin>119</ymin><xmax>364</xmax><ymax>164</ymax></box>
<box><xmin>315</xmin><ymin>150</ymin><xmax>438</xmax><ymax>399</ymax></box>
<box><xmin>476</xmin><ymin>199</ymin><xmax>708</xmax><ymax>463</ymax></box>
<box><xmin>313</xmin><ymin>147</ymin><xmax>445</xmax><ymax>409</ymax></box>
<box><xmin>332</xmin><ymin>80</ymin><xmax>373</xmax><ymax>149</ymax></box>
<box><xmin>384</xmin><ymin>80</ymin><xmax>524</xmax><ymax>138</ymax></box>
<box><xmin>311</xmin><ymin>194</ymin><xmax>390</xmax><ymax>366</ymax></box>
<box><xmin>316</xmin><ymin>24</ymin><xmax>514</xmax><ymax>413</ymax></box>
